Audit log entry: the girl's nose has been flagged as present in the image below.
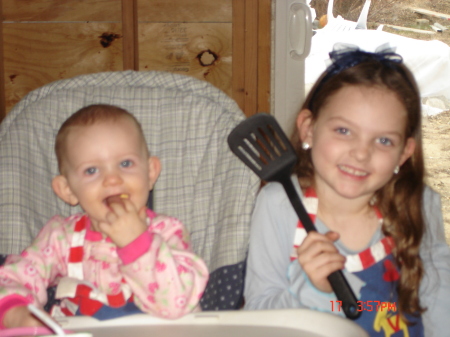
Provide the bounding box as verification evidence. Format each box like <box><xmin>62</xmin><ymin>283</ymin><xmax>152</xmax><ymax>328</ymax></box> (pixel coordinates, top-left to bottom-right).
<box><xmin>351</xmin><ymin>140</ymin><xmax>372</xmax><ymax>162</ymax></box>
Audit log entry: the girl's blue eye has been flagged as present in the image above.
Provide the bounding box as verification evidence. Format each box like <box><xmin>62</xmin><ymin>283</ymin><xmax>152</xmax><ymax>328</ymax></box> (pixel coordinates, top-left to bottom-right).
<box><xmin>121</xmin><ymin>160</ymin><xmax>133</xmax><ymax>168</ymax></box>
<box><xmin>336</xmin><ymin>127</ymin><xmax>350</xmax><ymax>135</ymax></box>
<box><xmin>85</xmin><ymin>167</ymin><xmax>97</xmax><ymax>175</ymax></box>
<box><xmin>377</xmin><ymin>137</ymin><xmax>392</xmax><ymax>146</ymax></box>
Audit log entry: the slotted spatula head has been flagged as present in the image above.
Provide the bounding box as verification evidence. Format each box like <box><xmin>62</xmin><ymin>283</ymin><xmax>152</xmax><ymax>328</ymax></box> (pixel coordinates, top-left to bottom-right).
<box><xmin>227</xmin><ymin>113</ymin><xmax>297</xmax><ymax>182</ymax></box>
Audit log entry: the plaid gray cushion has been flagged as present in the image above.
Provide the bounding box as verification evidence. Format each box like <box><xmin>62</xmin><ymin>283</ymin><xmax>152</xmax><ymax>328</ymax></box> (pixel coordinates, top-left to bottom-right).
<box><xmin>0</xmin><ymin>70</ymin><xmax>260</xmax><ymax>274</ymax></box>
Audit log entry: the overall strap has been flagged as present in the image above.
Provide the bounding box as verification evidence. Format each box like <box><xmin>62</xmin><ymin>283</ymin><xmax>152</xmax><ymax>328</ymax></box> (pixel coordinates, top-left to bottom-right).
<box><xmin>289</xmin><ymin>189</ymin><xmax>395</xmax><ymax>272</ymax></box>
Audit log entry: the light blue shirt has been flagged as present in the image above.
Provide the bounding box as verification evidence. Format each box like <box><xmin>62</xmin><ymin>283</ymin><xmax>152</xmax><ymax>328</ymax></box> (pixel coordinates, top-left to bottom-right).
<box><xmin>244</xmin><ymin>176</ymin><xmax>450</xmax><ymax>337</ymax></box>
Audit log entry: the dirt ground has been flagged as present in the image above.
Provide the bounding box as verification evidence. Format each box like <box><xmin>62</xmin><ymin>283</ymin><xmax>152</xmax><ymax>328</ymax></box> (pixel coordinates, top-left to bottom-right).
<box><xmin>312</xmin><ymin>0</ymin><xmax>450</xmax><ymax>244</ymax></box>
<box><xmin>423</xmin><ymin>112</ymin><xmax>450</xmax><ymax>244</ymax></box>
<box><xmin>382</xmin><ymin>0</ymin><xmax>450</xmax><ymax>245</ymax></box>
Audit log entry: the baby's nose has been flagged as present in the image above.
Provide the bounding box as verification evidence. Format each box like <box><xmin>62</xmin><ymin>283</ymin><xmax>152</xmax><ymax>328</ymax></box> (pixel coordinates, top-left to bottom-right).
<box><xmin>103</xmin><ymin>170</ymin><xmax>123</xmax><ymax>186</ymax></box>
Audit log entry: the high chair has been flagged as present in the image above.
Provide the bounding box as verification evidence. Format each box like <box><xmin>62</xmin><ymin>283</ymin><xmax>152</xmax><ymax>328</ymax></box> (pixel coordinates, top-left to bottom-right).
<box><xmin>0</xmin><ymin>70</ymin><xmax>261</xmax><ymax>311</ymax></box>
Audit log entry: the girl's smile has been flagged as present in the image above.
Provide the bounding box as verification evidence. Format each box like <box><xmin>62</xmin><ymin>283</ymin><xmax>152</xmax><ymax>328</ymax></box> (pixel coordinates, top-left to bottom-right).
<box><xmin>338</xmin><ymin>164</ymin><xmax>369</xmax><ymax>179</ymax></box>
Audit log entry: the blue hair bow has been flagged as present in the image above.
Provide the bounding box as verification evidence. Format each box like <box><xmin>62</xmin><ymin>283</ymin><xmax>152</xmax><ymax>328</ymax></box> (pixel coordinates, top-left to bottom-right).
<box><xmin>324</xmin><ymin>43</ymin><xmax>403</xmax><ymax>78</ymax></box>
<box><xmin>307</xmin><ymin>43</ymin><xmax>407</xmax><ymax>111</ymax></box>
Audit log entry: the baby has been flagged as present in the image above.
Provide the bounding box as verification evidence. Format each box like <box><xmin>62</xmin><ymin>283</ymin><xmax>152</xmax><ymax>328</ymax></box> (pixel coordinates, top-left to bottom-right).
<box><xmin>0</xmin><ymin>104</ymin><xmax>209</xmax><ymax>327</ymax></box>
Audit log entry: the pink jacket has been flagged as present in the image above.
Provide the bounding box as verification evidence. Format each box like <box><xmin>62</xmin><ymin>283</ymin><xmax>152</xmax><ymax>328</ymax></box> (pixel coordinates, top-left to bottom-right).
<box><xmin>0</xmin><ymin>209</ymin><xmax>209</xmax><ymax>325</ymax></box>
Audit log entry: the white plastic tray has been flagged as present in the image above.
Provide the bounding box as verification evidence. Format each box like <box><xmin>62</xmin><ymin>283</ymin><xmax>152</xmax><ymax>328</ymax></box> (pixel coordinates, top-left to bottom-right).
<box><xmin>56</xmin><ymin>309</ymin><xmax>368</xmax><ymax>337</ymax></box>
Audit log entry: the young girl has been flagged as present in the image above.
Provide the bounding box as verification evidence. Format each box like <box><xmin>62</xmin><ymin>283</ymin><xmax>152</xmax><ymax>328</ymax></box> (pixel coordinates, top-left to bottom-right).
<box><xmin>0</xmin><ymin>104</ymin><xmax>209</xmax><ymax>328</ymax></box>
<box><xmin>243</xmin><ymin>45</ymin><xmax>450</xmax><ymax>336</ymax></box>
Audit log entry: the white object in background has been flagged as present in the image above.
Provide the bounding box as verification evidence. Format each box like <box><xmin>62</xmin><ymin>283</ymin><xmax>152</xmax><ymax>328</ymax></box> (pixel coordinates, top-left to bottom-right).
<box><xmin>273</xmin><ymin>0</ymin><xmax>312</xmax><ymax>136</ymax></box>
<box><xmin>324</xmin><ymin>0</ymin><xmax>371</xmax><ymax>31</ymax></box>
<box><xmin>434</xmin><ymin>22</ymin><xmax>448</xmax><ymax>31</ymax></box>
<box><xmin>56</xmin><ymin>309</ymin><xmax>369</xmax><ymax>337</ymax></box>
<box><xmin>305</xmin><ymin>29</ymin><xmax>450</xmax><ymax>115</ymax></box>
<box><xmin>305</xmin><ymin>0</ymin><xmax>450</xmax><ymax>115</ymax></box>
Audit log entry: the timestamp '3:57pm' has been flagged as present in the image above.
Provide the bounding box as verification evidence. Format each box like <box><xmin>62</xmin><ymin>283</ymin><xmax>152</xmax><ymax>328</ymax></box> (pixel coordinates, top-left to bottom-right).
<box><xmin>330</xmin><ymin>300</ymin><xmax>397</xmax><ymax>312</ymax></box>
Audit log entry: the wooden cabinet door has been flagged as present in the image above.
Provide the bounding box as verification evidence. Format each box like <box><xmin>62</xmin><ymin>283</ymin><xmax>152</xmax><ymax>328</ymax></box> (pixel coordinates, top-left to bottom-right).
<box><xmin>0</xmin><ymin>0</ymin><xmax>270</xmax><ymax>121</ymax></box>
<box><xmin>0</xmin><ymin>0</ymin><xmax>124</xmax><ymax>118</ymax></box>
<box><xmin>136</xmin><ymin>1</ymin><xmax>233</xmax><ymax>97</ymax></box>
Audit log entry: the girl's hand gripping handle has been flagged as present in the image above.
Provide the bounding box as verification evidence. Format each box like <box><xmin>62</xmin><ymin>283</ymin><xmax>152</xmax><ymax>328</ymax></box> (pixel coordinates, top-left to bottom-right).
<box><xmin>282</xmin><ymin>178</ymin><xmax>361</xmax><ymax>320</ymax></box>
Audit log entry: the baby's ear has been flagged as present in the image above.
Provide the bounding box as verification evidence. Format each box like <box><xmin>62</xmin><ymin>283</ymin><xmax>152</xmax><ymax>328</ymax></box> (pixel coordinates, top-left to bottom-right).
<box><xmin>52</xmin><ymin>175</ymin><xmax>79</xmax><ymax>206</ymax></box>
<box><xmin>148</xmin><ymin>156</ymin><xmax>161</xmax><ymax>191</ymax></box>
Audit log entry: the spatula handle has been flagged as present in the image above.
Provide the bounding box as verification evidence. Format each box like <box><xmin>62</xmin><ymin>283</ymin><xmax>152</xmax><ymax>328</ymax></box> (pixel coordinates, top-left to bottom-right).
<box><xmin>282</xmin><ymin>179</ymin><xmax>361</xmax><ymax>320</ymax></box>
<box><xmin>327</xmin><ymin>270</ymin><xmax>361</xmax><ymax>319</ymax></box>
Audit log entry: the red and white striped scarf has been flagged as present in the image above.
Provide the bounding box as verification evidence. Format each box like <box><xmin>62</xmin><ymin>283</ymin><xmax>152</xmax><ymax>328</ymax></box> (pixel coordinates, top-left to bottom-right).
<box><xmin>290</xmin><ymin>188</ymin><xmax>395</xmax><ymax>272</ymax></box>
<box><xmin>51</xmin><ymin>215</ymin><xmax>132</xmax><ymax>317</ymax></box>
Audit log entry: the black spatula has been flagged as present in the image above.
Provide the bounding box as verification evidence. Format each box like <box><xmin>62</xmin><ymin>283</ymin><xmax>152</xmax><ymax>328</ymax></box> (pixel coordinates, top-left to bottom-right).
<box><xmin>227</xmin><ymin>113</ymin><xmax>361</xmax><ymax>320</ymax></box>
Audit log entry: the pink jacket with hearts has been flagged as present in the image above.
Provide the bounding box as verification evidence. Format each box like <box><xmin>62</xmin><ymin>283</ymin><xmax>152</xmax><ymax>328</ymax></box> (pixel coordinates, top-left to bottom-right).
<box><xmin>0</xmin><ymin>209</ymin><xmax>209</xmax><ymax>325</ymax></box>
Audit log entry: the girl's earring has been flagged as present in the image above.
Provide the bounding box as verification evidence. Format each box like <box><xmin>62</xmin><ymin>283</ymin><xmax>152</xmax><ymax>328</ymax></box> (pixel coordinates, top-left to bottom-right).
<box><xmin>302</xmin><ymin>142</ymin><xmax>310</xmax><ymax>150</ymax></box>
<box><xmin>393</xmin><ymin>165</ymin><xmax>400</xmax><ymax>174</ymax></box>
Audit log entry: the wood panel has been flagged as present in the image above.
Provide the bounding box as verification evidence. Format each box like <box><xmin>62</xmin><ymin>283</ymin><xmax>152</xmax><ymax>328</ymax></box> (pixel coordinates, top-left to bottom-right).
<box><xmin>0</xmin><ymin>3</ymin><xmax>4</xmax><ymax>121</ymax></box>
<box><xmin>1</xmin><ymin>0</ymin><xmax>124</xmax><ymax>116</ymax></box>
<box><xmin>3</xmin><ymin>23</ymin><xmax>123</xmax><ymax>112</ymax></box>
<box><xmin>232</xmin><ymin>0</ymin><xmax>271</xmax><ymax>117</ymax></box>
<box><xmin>139</xmin><ymin>23</ymin><xmax>232</xmax><ymax>96</ymax></box>
<box><xmin>122</xmin><ymin>0</ymin><xmax>138</xmax><ymax>70</ymax></box>
<box><xmin>137</xmin><ymin>0</ymin><xmax>234</xmax><ymax>105</ymax></box>
<box><xmin>2</xmin><ymin>0</ymin><xmax>121</xmax><ymax>21</ymax></box>
<box><xmin>138</xmin><ymin>0</ymin><xmax>232</xmax><ymax>22</ymax></box>
<box><xmin>257</xmin><ymin>0</ymin><xmax>272</xmax><ymax>114</ymax></box>
<box><xmin>244</xmin><ymin>0</ymin><xmax>258</xmax><ymax>116</ymax></box>
<box><xmin>231</xmin><ymin>0</ymin><xmax>245</xmax><ymax>111</ymax></box>
<box><xmin>0</xmin><ymin>0</ymin><xmax>271</xmax><ymax>120</ymax></box>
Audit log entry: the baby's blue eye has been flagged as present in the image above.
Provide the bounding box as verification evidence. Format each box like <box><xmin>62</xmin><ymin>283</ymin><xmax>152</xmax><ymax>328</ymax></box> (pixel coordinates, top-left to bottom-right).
<box><xmin>85</xmin><ymin>167</ymin><xmax>97</xmax><ymax>175</ymax></box>
<box><xmin>377</xmin><ymin>137</ymin><xmax>392</xmax><ymax>146</ymax></box>
<box><xmin>121</xmin><ymin>160</ymin><xmax>133</xmax><ymax>168</ymax></box>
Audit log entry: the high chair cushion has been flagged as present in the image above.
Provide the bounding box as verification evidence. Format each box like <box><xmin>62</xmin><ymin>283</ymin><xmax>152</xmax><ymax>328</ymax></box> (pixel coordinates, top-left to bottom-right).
<box><xmin>0</xmin><ymin>70</ymin><xmax>260</xmax><ymax>310</ymax></box>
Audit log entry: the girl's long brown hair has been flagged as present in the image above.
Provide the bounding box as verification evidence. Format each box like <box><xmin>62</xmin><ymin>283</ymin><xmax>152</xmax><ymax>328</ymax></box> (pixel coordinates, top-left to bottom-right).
<box><xmin>292</xmin><ymin>60</ymin><xmax>425</xmax><ymax>319</ymax></box>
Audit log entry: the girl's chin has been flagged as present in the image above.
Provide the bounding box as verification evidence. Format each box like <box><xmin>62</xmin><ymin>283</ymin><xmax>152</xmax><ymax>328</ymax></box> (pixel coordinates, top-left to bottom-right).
<box><xmin>335</xmin><ymin>190</ymin><xmax>374</xmax><ymax>202</ymax></box>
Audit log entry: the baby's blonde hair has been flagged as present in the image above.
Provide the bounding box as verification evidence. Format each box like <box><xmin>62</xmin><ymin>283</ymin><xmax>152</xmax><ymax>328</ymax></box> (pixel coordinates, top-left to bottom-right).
<box><xmin>55</xmin><ymin>104</ymin><xmax>148</xmax><ymax>174</ymax></box>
